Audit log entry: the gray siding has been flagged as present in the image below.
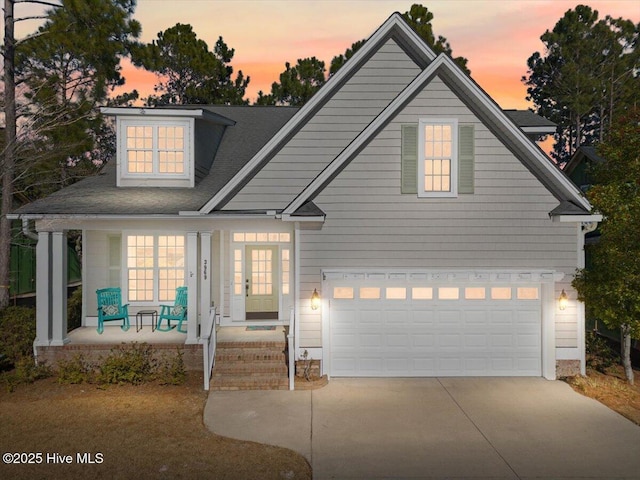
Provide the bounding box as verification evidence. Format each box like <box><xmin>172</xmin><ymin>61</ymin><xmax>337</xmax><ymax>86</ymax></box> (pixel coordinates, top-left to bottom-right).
<box><xmin>225</xmin><ymin>39</ymin><xmax>421</xmax><ymax>210</ymax></box>
<box><xmin>84</xmin><ymin>231</ymin><xmax>121</xmax><ymax>318</ymax></box>
<box><xmin>297</xmin><ymin>78</ymin><xmax>578</xmax><ymax>348</ymax></box>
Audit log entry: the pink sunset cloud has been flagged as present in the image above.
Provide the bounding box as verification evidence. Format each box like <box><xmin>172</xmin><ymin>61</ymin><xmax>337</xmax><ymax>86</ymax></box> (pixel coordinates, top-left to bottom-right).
<box><xmin>108</xmin><ymin>0</ymin><xmax>638</xmax><ymax>108</ymax></box>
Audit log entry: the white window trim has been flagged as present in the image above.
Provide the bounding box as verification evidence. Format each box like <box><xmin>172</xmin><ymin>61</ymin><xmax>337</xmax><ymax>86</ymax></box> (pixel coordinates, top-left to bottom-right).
<box><xmin>117</xmin><ymin>117</ymin><xmax>194</xmax><ymax>187</ymax></box>
<box><xmin>418</xmin><ymin>118</ymin><xmax>458</xmax><ymax>198</ymax></box>
<box><xmin>123</xmin><ymin>233</ymin><xmax>187</xmax><ymax>306</ymax></box>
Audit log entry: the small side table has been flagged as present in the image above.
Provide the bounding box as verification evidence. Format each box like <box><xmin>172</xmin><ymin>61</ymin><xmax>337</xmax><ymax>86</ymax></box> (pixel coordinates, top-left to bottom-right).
<box><xmin>136</xmin><ymin>310</ymin><xmax>158</xmax><ymax>332</ymax></box>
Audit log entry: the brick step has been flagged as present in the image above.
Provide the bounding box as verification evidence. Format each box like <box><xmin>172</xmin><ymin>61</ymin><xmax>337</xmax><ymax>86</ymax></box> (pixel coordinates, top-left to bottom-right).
<box><xmin>217</xmin><ymin>341</ymin><xmax>286</xmax><ymax>349</ymax></box>
<box><xmin>215</xmin><ymin>349</ymin><xmax>286</xmax><ymax>363</ymax></box>
<box><xmin>209</xmin><ymin>374</ymin><xmax>289</xmax><ymax>391</ymax></box>
<box><xmin>213</xmin><ymin>361</ymin><xmax>288</xmax><ymax>376</ymax></box>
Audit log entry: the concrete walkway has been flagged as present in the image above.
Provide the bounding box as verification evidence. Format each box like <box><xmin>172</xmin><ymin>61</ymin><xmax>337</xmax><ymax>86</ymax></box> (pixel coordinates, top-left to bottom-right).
<box><xmin>204</xmin><ymin>378</ymin><xmax>640</xmax><ymax>479</ymax></box>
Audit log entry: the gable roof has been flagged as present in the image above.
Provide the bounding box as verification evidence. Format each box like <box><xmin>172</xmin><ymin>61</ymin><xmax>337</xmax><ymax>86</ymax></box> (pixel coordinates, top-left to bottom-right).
<box><xmin>564</xmin><ymin>145</ymin><xmax>605</xmax><ymax>176</ymax></box>
<box><xmin>11</xmin><ymin>12</ymin><xmax>591</xmax><ymax>219</ymax></box>
<box><xmin>197</xmin><ymin>12</ymin><xmax>437</xmax><ymax>214</ymax></box>
<box><xmin>280</xmin><ymin>52</ymin><xmax>590</xmax><ymax>216</ymax></box>
<box><xmin>199</xmin><ymin>13</ymin><xmax>589</xmax><ymax>217</ymax></box>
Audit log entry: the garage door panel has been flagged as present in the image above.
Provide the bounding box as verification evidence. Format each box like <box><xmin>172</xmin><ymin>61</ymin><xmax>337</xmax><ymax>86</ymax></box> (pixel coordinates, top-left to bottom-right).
<box><xmin>464</xmin><ymin>310</ymin><xmax>489</xmax><ymax>324</ymax></box>
<box><xmin>360</xmin><ymin>334</ymin><xmax>383</xmax><ymax>347</ymax></box>
<box><xmin>329</xmin><ymin>278</ymin><xmax>542</xmax><ymax>377</ymax></box>
<box><xmin>412</xmin><ymin>334</ymin><xmax>434</xmax><ymax>347</ymax></box>
<box><xmin>387</xmin><ymin>334</ymin><xmax>410</xmax><ymax>347</ymax></box>
<box><xmin>464</xmin><ymin>334</ymin><xmax>488</xmax><ymax>347</ymax></box>
<box><xmin>360</xmin><ymin>309</ymin><xmax>383</xmax><ymax>326</ymax></box>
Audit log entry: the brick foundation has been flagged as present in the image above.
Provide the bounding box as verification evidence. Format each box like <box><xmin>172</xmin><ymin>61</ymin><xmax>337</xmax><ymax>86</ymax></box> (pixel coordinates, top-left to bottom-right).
<box><xmin>556</xmin><ymin>359</ymin><xmax>581</xmax><ymax>378</ymax></box>
<box><xmin>35</xmin><ymin>343</ymin><xmax>203</xmax><ymax>371</ymax></box>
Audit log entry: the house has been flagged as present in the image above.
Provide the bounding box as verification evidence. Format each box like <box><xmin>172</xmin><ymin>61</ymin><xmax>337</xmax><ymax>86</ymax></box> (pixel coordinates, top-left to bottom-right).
<box><xmin>564</xmin><ymin>146</ymin><xmax>606</xmax><ymax>193</ymax></box>
<box><xmin>10</xmin><ymin>13</ymin><xmax>600</xmax><ymax>385</ymax></box>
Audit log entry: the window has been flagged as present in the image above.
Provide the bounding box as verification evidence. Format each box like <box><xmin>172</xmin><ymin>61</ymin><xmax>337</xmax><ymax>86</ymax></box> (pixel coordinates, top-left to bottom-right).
<box><xmin>118</xmin><ymin>118</ymin><xmax>192</xmax><ymax>187</ymax></box>
<box><xmin>126</xmin><ymin>124</ymin><xmax>186</xmax><ymax>175</ymax></box>
<box><xmin>126</xmin><ymin>235</ymin><xmax>185</xmax><ymax>302</ymax></box>
<box><xmin>412</xmin><ymin>287</ymin><xmax>433</xmax><ymax>300</ymax></box>
<box><xmin>401</xmin><ymin>122</ymin><xmax>474</xmax><ymax>196</ymax></box>
<box><xmin>333</xmin><ymin>287</ymin><xmax>354</xmax><ymax>299</ymax></box>
<box><xmin>386</xmin><ymin>287</ymin><xmax>407</xmax><ymax>300</ymax></box>
<box><xmin>491</xmin><ymin>287</ymin><xmax>512</xmax><ymax>300</ymax></box>
<box><xmin>233</xmin><ymin>232</ymin><xmax>291</xmax><ymax>243</ymax></box>
<box><xmin>438</xmin><ymin>287</ymin><xmax>459</xmax><ymax>300</ymax></box>
<box><xmin>419</xmin><ymin>119</ymin><xmax>458</xmax><ymax>197</ymax></box>
<box><xmin>282</xmin><ymin>249</ymin><xmax>290</xmax><ymax>295</ymax></box>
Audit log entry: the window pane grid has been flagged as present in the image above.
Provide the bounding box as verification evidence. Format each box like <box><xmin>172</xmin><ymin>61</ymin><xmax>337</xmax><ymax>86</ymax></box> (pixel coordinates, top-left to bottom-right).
<box><xmin>126</xmin><ymin>235</ymin><xmax>185</xmax><ymax>303</ymax></box>
<box><xmin>232</xmin><ymin>232</ymin><xmax>291</xmax><ymax>243</ymax></box>
<box><xmin>423</xmin><ymin>123</ymin><xmax>452</xmax><ymax>193</ymax></box>
<box><xmin>251</xmin><ymin>249</ymin><xmax>273</xmax><ymax>295</ymax></box>
<box><xmin>282</xmin><ymin>249</ymin><xmax>290</xmax><ymax>295</ymax></box>
<box><xmin>234</xmin><ymin>249</ymin><xmax>243</xmax><ymax>295</ymax></box>
<box><xmin>125</xmin><ymin>124</ymin><xmax>186</xmax><ymax>176</ymax></box>
<box><xmin>158</xmin><ymin>126</ymin><xmax>185</xmax><ymax>174</ymax></box>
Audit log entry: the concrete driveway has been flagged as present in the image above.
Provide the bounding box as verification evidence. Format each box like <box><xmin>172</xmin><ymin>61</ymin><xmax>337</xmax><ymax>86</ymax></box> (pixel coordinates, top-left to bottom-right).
<box><xmin>204</xmin><ymin>378</ymin><xmax>640</xmax><ymax>479</ymax></box>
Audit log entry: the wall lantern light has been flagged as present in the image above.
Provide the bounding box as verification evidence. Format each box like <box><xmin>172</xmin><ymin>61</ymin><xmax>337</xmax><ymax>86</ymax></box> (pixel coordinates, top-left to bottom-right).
<box><xmin>558</xmin><ymin>289</ymin><xmax>568</xmax><ymax>310</ymax></box>
<box><xmin>311</xmin><ymin>289</ymin><xmax>321</xmax><ymax>310</ymax></box>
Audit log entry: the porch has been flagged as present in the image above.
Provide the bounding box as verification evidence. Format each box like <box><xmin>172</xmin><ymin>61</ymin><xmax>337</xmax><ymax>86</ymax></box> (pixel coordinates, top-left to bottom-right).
<box><xmin>34</xmin><ymin>324</ymin><xmax>294</xmax><ymax>391</ymax></box>
<box><xmin>34</xmin><ymin>325</ymin><xmax>203</xmax><ymax>372</ymax></box>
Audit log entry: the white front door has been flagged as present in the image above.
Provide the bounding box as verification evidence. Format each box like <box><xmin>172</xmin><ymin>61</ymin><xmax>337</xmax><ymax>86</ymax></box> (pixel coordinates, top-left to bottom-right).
<box><xmin>245</xmin><ymin>245</ymin><xmax>279</xmax><ymax>320</ymax></box>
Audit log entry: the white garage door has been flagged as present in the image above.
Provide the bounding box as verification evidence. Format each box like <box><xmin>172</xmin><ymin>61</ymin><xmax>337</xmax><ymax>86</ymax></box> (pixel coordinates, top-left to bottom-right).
<box><xmin>328</xmin><ymin>277</ymin><xmax>542</xmax><ymax>377</ymax></box>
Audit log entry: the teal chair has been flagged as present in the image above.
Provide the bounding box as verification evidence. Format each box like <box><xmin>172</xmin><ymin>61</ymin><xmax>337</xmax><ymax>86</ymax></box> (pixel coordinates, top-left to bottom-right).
<box><xmin>157</xmin><ymin>286</ymin><xmax>188</xmax><ymax>333</ymax></box>
<box><xmin>96</xmin><ymin>288</ymin><xmax>130</xmax><ymax>334</ymax></box>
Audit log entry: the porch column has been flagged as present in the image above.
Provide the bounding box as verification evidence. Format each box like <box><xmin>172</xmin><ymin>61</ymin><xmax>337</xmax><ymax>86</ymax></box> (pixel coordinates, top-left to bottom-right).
<box><xmin>50</xmin><ymin>231</ymin><xmax>69</xmax><ymax>346</ymax></box>
<box><xmin>200</xmin><ymin>232</ymin><xmax>212</xmax><ymax>327</ymax></box>
<box><xmin>541</xmin><ymin>282</ymin><xmax>556</xmax><ymax>380</ymax></box>
<box><xmin>35</xmin><ymin>231</ymin><xmax>52</xmax><ymax>347</ymax></box>
<box><xmin>186</xmin><ymin>231</ymin><xmax>198</xmax><ymax>344</ymax></box>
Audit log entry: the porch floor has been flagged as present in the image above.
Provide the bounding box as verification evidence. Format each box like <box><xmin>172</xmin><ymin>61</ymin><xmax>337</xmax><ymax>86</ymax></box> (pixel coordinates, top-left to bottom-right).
<box><xmin>67</xmin><ymin>326</ymin><xmax>186</xmax><ymax>345</ymax></box>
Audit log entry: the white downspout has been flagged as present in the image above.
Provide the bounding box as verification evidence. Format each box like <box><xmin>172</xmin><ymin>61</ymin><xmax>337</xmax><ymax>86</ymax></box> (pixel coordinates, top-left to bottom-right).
<box><xmin>22</xmin><ymin>218</ymin><xmax>39</xmax><ymax>241</ymax></box>
<box><xmin>294</xmin><ymin>222</ymin><xmax>301</xmax><ymax>366</ymax></box>
<box><xmin>578</xmin><ymin>221</ymin><xmax>598</xmax><ymax>375</ymax></box>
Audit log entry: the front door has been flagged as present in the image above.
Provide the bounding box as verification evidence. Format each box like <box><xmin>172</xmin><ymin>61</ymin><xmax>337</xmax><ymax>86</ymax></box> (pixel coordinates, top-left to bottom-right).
<box><xmin>245</xmin><ymin>245</ymin><xmax>279</xmax><ymax>320</ymax></box>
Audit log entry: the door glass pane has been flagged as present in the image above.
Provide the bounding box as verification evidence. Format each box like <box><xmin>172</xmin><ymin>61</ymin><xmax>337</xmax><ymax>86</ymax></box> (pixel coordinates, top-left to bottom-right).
<box><xmin>251</xmin><ymin>249</ymin><xmax>272</xmax><ymax>295</ymax></box>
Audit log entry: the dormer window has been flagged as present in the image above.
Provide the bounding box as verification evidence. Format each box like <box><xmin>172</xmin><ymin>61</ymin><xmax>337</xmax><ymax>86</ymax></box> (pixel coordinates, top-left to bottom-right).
<box><xmin>117</xmin><ymin>118</ymin><xmax>193</xmax><ymax>187</ymax></box>
<box><xmin>125</xmin><ymin>124</ymin><xmax>186</xmax><ymax>175</ymax></box>
<box><xmin>102</xmin><ymin>106</ymin><xmax>236</xmax><ymax>189</ymax></box>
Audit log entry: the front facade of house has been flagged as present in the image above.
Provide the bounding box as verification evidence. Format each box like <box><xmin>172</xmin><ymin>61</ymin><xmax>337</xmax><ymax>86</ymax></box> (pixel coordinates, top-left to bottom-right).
<box><xmin>11</xmin><ymin>14</ymin><xmax>599</xmax><ymax>381</ymax></box>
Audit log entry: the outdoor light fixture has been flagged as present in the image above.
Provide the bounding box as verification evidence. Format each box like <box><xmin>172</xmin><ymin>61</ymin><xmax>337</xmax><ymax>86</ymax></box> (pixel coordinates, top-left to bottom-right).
<box><xmin>559</xmin><ymin>289</ymin><xmax>568</xmax><ymax>310</ymax></box>
<box><xmin>311</xmin><ymin>288</ymin><xmax>321</xmax><ymax>310</ymax></box>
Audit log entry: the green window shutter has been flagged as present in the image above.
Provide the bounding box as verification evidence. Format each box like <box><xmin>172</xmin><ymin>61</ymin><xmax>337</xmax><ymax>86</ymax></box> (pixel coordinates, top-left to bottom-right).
<box><xmin>401</xmin><ymin>124</ymin><xmax>418</xmax><ymax>194</ymax></box>
<box><xmin>458</xmin><ymin>124</ymin><xmax>474</xmax><ymax>194</ymax></box>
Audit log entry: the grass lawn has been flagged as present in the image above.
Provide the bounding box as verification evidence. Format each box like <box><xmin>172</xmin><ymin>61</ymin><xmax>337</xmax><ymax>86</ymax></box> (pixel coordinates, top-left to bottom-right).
<box><xmin>565</xmin><ymin>365</ymin><xmax>640</xmax><ymax>426</ymax></box>
<box><xmin>0</xmin><ymin>372</ymin><xmax>311</xmax><ymax>479</ymax></box>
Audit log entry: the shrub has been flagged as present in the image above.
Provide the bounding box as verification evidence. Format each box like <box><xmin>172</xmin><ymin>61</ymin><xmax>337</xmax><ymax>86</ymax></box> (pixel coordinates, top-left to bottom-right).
<box><xmin>2</xmin><ymin>357</ymin><xmax>52</xmax><ymax>392</ymax></box>
<box><xmin>156</xmin><ymin>349</ymin><xmax>186</xmax><ymax>385</ymax></box>
<box><xmin>96</xmin><ymin>343</ymin><xmax>156</xmax><ymax>385</ymax></box>
<box><xmin>0</xmin><ymin>306</ymin><xmax>36</xmax><ymax>371</ymax></box>
<box><xmin>57</xmin><ymin>353</ymin><xmax>95</xmax><ymax>384</ymax></box>
<box><xmin>67</xmin><ymin>287</ymin><xmax>83</xmax><ymax>332</ymax></box>
<box><xmin>586</xmin><ymin>330</ymin><xmax>618</xmax><ymax>373</ymax></box>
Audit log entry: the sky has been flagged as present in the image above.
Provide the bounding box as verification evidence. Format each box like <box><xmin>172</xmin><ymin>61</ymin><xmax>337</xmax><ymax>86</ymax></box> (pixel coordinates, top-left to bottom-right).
<box><xmin>11</xmin><ymin>0</ymin><xmax>640</xmax><ymax>109</ymax></box>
